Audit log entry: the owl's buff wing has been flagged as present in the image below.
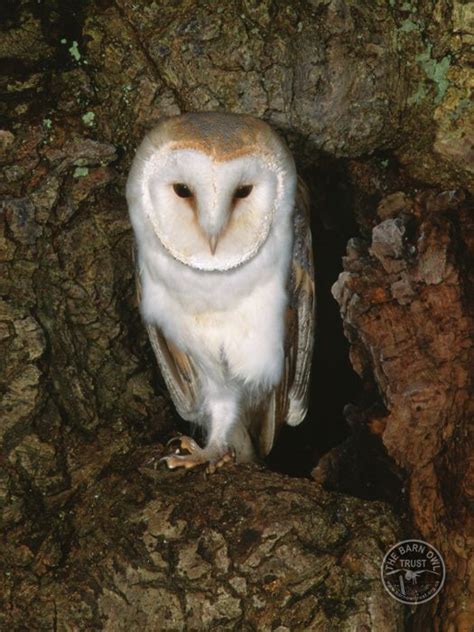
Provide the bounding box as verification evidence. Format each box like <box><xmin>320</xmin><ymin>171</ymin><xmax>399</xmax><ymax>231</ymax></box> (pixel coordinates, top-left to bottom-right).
<box><xmin>286</xmin><ymin>177</ymin><xmax>315</xmax><ymax>423</ymax></box>
<box><xmin>254</xmin><ymin>177</ymin><xmax>315</xmax><ymax>456</ymax></box>
<box><xmin>134</xmin><ymin>253</ymin><xmax>201</xmax><ymax>422</ymax></box>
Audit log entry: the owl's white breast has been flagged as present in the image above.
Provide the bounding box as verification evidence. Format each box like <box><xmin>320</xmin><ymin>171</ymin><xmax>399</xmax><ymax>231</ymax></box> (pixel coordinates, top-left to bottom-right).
<box><xmin>139</xmin><ymin>217</ymin><xmax>292</xmax><ymax>390</ymax></box>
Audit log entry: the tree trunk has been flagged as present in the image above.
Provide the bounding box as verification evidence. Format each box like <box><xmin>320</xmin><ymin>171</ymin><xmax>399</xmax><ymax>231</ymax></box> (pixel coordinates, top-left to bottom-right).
<box><xmin>331</xmin><ymin>189</ymin><xmax>473</xmax><ymax>631</ymax></box>
<box><xmin>1</xmin><ymin>1</ymin><xmax>472</xmax><ymax>630</ymax></box>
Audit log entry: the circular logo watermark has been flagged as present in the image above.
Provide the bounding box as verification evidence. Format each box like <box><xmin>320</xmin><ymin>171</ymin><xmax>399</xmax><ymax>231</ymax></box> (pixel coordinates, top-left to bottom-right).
<box><xmin>381</xmin><ymin>539</ymin><xmax>446</xmax><ymax>604</ymax></box>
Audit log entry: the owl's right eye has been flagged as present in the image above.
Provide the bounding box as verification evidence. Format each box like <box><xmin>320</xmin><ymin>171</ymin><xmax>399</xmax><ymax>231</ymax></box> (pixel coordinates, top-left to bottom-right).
<box><xmin>173</xmin><ymin>183</ymin><xmax>193</xmax><ymax>198</ymax></box>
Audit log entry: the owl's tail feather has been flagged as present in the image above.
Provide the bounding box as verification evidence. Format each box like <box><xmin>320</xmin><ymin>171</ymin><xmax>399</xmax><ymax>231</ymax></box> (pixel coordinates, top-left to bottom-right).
<box><xmin>227</xmin><ymin>420</ymin><xmax>258</xmax><ymax>464</ymax></box>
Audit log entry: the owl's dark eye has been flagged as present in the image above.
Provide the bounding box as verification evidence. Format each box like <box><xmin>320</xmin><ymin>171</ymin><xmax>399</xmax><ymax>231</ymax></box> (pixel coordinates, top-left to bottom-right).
<box><xmin>234</xmin><ymin>184</ymin><xmax>253</xmax><ymax>199</ymax></box>
<box><xmin>173</xmin><ymin>183</ymin><xmax>193</xmax><ymax>198</ymax></box>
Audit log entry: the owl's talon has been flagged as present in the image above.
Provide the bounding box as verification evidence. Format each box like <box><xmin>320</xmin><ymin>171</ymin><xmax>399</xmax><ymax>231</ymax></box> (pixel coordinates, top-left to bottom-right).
<box><xmin>159</xmin><ymin>454</ymin><xmax>205</xmax><ymax>470</ymax></box>
<box><xmin>160</xmin><ymin>440</ymin><xmax>235</xmax><ymax>473</ymax></box>
<box><xmin>166</xmin><ymin>435</ymin><xmax>201</xmax><ymax>454</ymax></box>
<box><xmin>166</xmin><ymin>435</ymin><xmax>183</xmax><ymax>449</ymax></box>
<box><xmin>205</xmin><ymin>449</ymin><xmax>236</xmax><ymax>474</ymax></box>
<box><xmin>158</xmin><ymin>455</ymin><xmax>174</xmax><ymax>469</ymax></box>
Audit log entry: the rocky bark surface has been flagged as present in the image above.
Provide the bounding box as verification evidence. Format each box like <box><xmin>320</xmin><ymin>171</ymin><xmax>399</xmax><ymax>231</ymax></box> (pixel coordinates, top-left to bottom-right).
<box><xmin>1</xmin><ymin>449</ymin><xmax>405</xmax><ymax>631</ymax></box>
<box><xmin>1</xmin><ymin>0</ymin><xmax>472</xmax><ymax>630</ymax></box>
<box><xmin>331</xmin><ymin>189</ymin><xmax>473</xmax><ymax>631</ymax></box>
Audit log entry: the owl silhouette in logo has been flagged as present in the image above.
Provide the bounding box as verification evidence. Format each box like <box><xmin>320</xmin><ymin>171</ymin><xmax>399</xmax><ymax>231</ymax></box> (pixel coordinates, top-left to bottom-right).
<box><xmin>126</xmin><ymin>112</ymin><xmax>314</xmax><ymax>472</ymax></box>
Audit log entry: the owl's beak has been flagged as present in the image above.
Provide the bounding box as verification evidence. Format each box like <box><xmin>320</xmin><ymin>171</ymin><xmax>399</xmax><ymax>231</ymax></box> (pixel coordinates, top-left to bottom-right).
<box><xmin>208</xmin><ymin>235</ymin><xmax>219</xmax><ymax>255</ymax></box>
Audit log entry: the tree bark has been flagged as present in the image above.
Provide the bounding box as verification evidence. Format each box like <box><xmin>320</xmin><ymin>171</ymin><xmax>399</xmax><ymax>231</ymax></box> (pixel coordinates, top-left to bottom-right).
<box><xmin>2</xmin><ymin>448</ymin><xmax>405</xmax><ymax>631</ymax></box>
<box><xmin>1</xmin><ymin>0</ymin><xmax>472</xmax><ymax>630</ymax></box>
<box><xmin>331</xmin><ymin>189</ymin><xmax>473</xmax><ymax>631</ymax></box>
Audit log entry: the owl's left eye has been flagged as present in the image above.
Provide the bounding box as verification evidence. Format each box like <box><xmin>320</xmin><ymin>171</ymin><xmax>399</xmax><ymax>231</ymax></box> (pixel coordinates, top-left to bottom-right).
<box><xmin>173</xmin><ymin>183</ymin><xmax>193</xmax><ymax>198</ymax></box>
<box><xmin>234</xmin><ymin>184</ymin><xmax>253</xmax><ymax>199</ymax></box>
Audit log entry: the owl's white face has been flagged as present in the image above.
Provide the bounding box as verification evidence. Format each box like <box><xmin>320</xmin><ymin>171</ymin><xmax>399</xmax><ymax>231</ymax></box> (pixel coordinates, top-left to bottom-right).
<box><xmin>127</xmin><ymin>113</ymin><xmax>296</xmax><ymax>272</ymax></box>
<box><xmin>141</xmin><ymin>148</ymin><xmax>281</xmax><ymax>271</ymax></box>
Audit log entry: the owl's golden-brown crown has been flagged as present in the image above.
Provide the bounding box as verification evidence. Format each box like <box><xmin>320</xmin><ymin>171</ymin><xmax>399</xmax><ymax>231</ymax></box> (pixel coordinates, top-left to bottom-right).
<box><xmin>147</xmin><ymin>111</ymin><xmax>289</xmax><ymax>163</ymax></box>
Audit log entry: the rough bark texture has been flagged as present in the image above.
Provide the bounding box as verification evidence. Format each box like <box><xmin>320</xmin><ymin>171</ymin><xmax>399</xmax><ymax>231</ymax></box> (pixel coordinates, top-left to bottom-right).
<box><xmin>1</xmin><ymin>450</ymin><xmax>405</xmax><ymax>631</ymax></box>
<box><xmin>1</xmin><ymin>0</ymin><xmax>472</xmax><ymax>630</ymax></box>
<box><xmin>331</xmin><ymin>189</ymin><xmax>473</xmax><ymax>630</ymax></box>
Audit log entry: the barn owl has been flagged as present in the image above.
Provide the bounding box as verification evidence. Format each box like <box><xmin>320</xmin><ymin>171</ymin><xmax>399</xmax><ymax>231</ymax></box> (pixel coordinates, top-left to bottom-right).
<box><xmin>126</xmin><ymin>112</ymin><xmax>314</xmax><ymax>472</ymax></box>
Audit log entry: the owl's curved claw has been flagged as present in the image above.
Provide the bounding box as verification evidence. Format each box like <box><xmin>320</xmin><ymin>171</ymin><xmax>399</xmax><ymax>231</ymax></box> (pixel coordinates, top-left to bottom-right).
<box><xmin>159</xmin><ymin>453</ymin><xmax>206</xmax><ymax>470</ymax></box>
<box><xmin>166</xmin><ymin>435</ymin><xmax>201</xmax><ymax>454</ymax></box>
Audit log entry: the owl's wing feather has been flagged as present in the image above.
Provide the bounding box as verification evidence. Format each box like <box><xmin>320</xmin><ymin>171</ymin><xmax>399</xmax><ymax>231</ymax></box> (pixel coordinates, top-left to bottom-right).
<box><xmin>286</xmin><ymin>177</ymin><xmax>315</xmax><ymax>422</ymax></box>
<box><xmin>145</xmin><ymin>326</ymin><xmax>200</xmax><ymax>421</ymax></box>
<box><xmin>255</xmin><ymin>177</ymin><xmax>315</xmax><ymax>457</ymax></box>
<box><xmin>134</xmin><ymin>257</ymin><xmax>201</xmax><ymax>421</ymax></box>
